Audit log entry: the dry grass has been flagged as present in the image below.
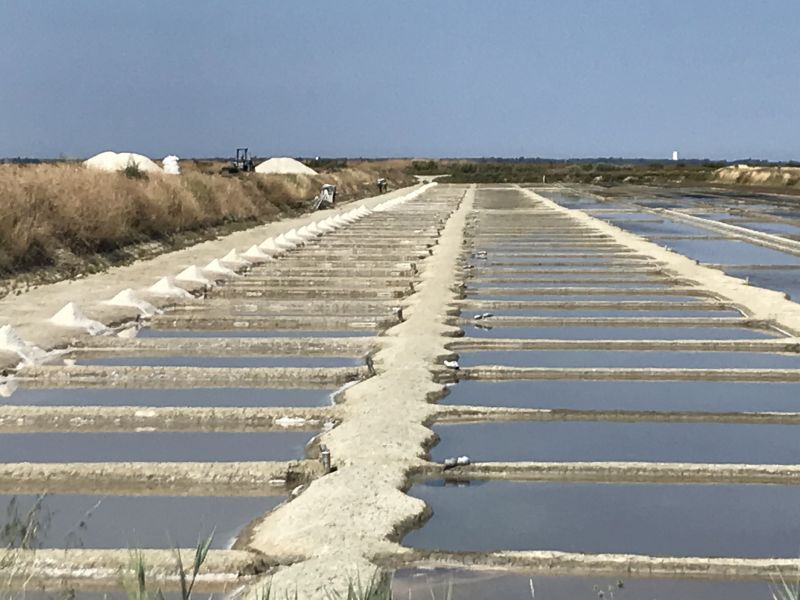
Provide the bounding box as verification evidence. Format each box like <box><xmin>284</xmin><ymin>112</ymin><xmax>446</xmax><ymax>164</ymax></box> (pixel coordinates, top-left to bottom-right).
<box><xmin>0</xmin><ymin>162</ymin><xmax>414</xmax><ymax>276</ymax></box>
<box><xmin>715</xmin><ymin>165</ymin><xmax>800</xmax><ymax>188</ymax></box>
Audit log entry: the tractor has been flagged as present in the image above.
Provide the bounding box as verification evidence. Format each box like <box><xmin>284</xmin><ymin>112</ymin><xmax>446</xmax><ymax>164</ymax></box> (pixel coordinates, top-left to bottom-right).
<box><xmin>222</xmin><ymin>148</ymin><xmax>255</xmax><ymax>174</ymax></box>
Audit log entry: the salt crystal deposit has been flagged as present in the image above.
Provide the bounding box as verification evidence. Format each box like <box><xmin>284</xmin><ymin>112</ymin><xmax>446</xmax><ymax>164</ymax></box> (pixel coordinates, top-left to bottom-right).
<box><xmin>296</xmin><ymin>226</ymin><xmax>316</xmax><ymax>242</ymax></box>
<box><xmin>162</xmin><ymin>155</ymin><xmax>181</xmax><ymax>175</ymax></box>
<box><xmin>83</xmin><ymin>151</ymin><xmax>163</xmax><ymax>174</ymax></box>
<box><xmin>307</xmin><ymin>221</ymin><xmax>323</xmax><ymax>235</ymax></box>
<box><xmin>242</xmin><ymin>245</ymin><xmax>273</xmax><ymax>263</ymax></box>
<box><xmin>49</xmin><ymin>302</ymin><xmax>107</xmax><ymax>335</ymax></box>
<box><xmin>259</xmin><ymin>238</ymin><xmax>285</xmax><ymax>256</ymax></box>
<box><xmin>175</xmin><ymin>266</ymin><xmax>214</xmax><ymax>287</ymax></box>
<box><xmin>255</xmin><ymin>157</ymin><xmax>318</xmax><ymax>175</ymax></box>
<box><xmin>220</xmin><ymin>250</ymin><xmax>251</xmax><ymax>269</ymax></box>
<box><xmin>148</xmin><ymin>277</ymin><xmax>194</xmax><ymax>298</ymax></box>
<box><xmin>0</xmin><ymin>324</ymin><xmax>45</xmax><ymax>365</ymax></box>
<box><xmin>102</xmin><ymin>288</ymin><xmax>159</xmax><ymax>317</ymax></box>
<box><xmin>284</xmin><ymin>229</ymin><xmax>305</xmax><ymax>245</ymax></box>
<box><xmin>274</xmin><ymin>234</ymin><xmax>297</xmax><ymax>250</ymax></box>
<box><xmin>318</xmin><ymin>219</ymin><xmax>337</xmax><ymax>233</ymax></box>
<box><xmin>0</xmin><ymin>377</ymin><xmax>17</xmax><ymax>398</ymax></box>
<box><xmin>374</xmin><ymin>182</ymin><xmax>436</xmax><ymax>212</ymax></box>
<box><xmin>204</xmin><ymin>259</ymin><xmax>238</xmax><ymax>278</ymax></box>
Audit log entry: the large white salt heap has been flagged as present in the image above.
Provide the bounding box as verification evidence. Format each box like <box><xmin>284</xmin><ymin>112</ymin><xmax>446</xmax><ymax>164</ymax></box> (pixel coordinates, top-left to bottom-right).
<box><xmin>255</xmin><ymin>157</ymin><xmax>318</xmax><ymax>175</ymax></box>
<box><xmin>84</xmin><ymin>151</ymin><xmax>163</xmax><ymax>174</ymax></box>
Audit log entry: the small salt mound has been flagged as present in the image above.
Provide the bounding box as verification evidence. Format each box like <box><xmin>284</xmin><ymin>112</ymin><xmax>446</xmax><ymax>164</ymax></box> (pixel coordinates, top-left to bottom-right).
<box><xmin>242</xmin><ymin>245</ymin><xmax>273</xmax><ymax>263</ymax></box>
<box><xmin>0</xmin><ymin>325</ymin><xmax>45</xmax><ymax>366</ymax></box>
<box><xmin>84</xmin><ymin>151</ymin><xmax>163</xmax><ymax>173</ymax></box>
<box><xmin>50</xmin><ymin>302</ymin><xmax>107</xmax><ymax>335</ymax></box>
<box><xmin>220</xmin><ymin>250</ymin><xmax>251</xmax><ymax>269</ymax></box>
<box><xmin>255</xmin><ymin>157</ymin><xmax>318</xmax><ymax>175</ymax></box>
<box><xmin>102</xmin><ymin>288</ymin><xmax>159</xmax><ymax>317</ymax></box>
<box><xmin>259</xmin><ymin>238</ymin><xmax>285</xmax><ymax>256</ymax></box>
<box><xmin>162</xmin><ymin>155</ymin><xmax>181</xmax><ymax>175</ymax></box>
<box><xmin>148</xmin><ymin>277</ymin><xmax>193</xmax><ymax>299</ymax></box>
<box><xmin>176</xmin><ymin>266</ymin><xmax>214</xmax><ymax>287</ymax></box>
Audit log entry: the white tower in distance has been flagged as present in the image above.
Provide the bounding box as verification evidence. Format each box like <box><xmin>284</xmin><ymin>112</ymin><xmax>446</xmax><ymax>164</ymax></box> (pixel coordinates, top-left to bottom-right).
<box><xmin>672</xmin><ymin>150</ymin><xmax>679</xmax><ymax>161</ymax></box>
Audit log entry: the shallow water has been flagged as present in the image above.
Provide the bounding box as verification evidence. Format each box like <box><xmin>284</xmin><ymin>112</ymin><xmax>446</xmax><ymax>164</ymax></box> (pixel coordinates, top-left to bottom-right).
<box><xmin>442</xmin><ymin>380</ymin><xmax>800</xmax><ymax>412</ymax></box>
<box><xmin>73</xmin><ymin>355</ymin><xmax>362</xmax><ymax>368</ymax></box>
<box><xmin>737</xmin><ymin>221</ymin><xmax>800</xmax><ymax>236</ymax></box>
<box><xmin>404</xmin><ymin>480</ymin><xmax>800</xmax><ymax>556</ymax></box>
<box><xmin>468</xmin><ymin>264</ymin><xmax>652</xmax><ymax>273</ymax></box>
<box><xmin>468</xmin><ymin>280</ymin><xmax>672</xmax><ymax>289</ymax></box>
<box><xmin>725</xmin><ymin>267</ymin><xmax>800</xmax><ymax>301</ymax></box>
<box><xmin>463</xmin><ymin>308</ymin><xmax>739</xmax><ymax>317</ymax></box>
<box><xmin>466</xmin><ymin>293</ymin><xmax>707</xmax><ymax>303</ymax></box>
<box><xmin>658</xmin><ymin>238</ymin><xmax>800</xmax><ymax>266</ymax></box>
<box><xmin>608</xmin><ymin>219</ymin><xmax>713</xmax><ymax>237</ymax></box>
<box><xmin>468</xmin><ymin>270</ymin><xmax>669</xmax><ymax>281</ymax></box>
<box><xmin>0</xmin><ymin>493</ymin><xmax>280</xmax><ymax>549</ymax></box>
<box><xmin>587</xmin><ymin>212</ymin><xmax>661</xmax><ymax>221</ymax></box>
<box><xmin>430</xmin><ymin>421</ymin><xmax>800</xmax><ymax>464</ymax></box>
<box><xmin>137</xmin><ymin>328</ymin><xmax>370</xmax><ymax>338</ymax></box>
<box><xmin>0</xmin><ymin>431</ymin><xmax>315</xmax><ymax>462</ymax></box>
<box><xmin>0</xmin><ymin>386</ymin><xmax>337</xmax><ymax>407</ymax></box>
<box><xmin>392</xmin><ymin>568</ymin><xmax>768</xmax><ymax>600</ymax></box>
<box><xmin>464</xmin><ymin>325</ymin><xmax>776</xmax><ymax>340</ymax></box>
<box><xmin>458</xmin><ymin>349</ymin><xmax>800</xmax><ymax>369</ymax></box>
<box><xmin>474</xmin><ymin>255</ymin><xmax>649</xmax><ymax>265</ymax></box>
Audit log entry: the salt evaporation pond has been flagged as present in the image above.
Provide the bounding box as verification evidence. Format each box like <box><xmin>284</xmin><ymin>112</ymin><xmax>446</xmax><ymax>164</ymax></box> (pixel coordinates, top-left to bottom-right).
<box><xmin>430</xmin><ymin>421</ymin><xmax>800</xmax><ymax>464</ymax></box>
<box><xmin>0</xmin><ymin>493</ymin><xmax>280</xmax><ymax>549</ymax></box>
<box><xmin>404</xmin><ymin>481</ymin><xmax>800</xmax><ymax>557</ymax></box>
<box><xmin>1</xmin><ymin>386</ymin><xmax>337</xmax><ymax>407</ymax></box>
<box><xmin>442</xmin><ymin>380</ymin><xmax>800</xmax><ymax>412</ymax></box>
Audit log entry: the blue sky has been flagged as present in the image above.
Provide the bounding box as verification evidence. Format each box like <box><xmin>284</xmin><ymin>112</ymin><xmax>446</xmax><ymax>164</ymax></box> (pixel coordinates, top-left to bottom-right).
<box><xmin>1</xmin><ymin>1</ymin><xmax>798</xmax><ymax>160</ymax></box>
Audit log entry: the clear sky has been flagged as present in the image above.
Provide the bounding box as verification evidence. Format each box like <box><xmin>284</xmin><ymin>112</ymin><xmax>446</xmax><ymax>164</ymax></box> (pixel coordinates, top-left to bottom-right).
<box><xmin>2</xmin><ymin>1</ymin><xmax>798</xmax><ymax>160</ymax></box>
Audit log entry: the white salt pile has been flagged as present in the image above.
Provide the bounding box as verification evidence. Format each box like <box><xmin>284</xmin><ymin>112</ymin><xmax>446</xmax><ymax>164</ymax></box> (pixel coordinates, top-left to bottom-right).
<box><xmin>148</xmin><ymin>277</ymin><xmax>193</xmax><ymax>299</ymax></box>
<box><xmin>162</xmin><ymin>155</ymin><xmax>181</xmax><ymax>175</ymax></box>
<box><xmin>84</xmin><ymin>151</ymin><xmax>163</xmax><ymax>173</ymax></box>
<box><xmin>255</xmin><ymin>157</ymin><xmax>318</xmax><ymax>175</ymax></box>
<box><xmin>101</xmin><ymin>288</ymin><xmax>159</xmax><ymax>317</ymax></box>
<box><xmin>49</xmin><ymin>302</ymin><xmax>107</xmax><ymax>335</ymax></box>
<box><xmin>0</xmin><ymin>324</ymin><xmax>46</xmax><ymax>366</ymax></box>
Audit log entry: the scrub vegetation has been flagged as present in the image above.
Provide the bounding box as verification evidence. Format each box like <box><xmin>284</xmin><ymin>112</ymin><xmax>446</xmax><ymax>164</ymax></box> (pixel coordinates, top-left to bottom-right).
<box><xmin>0</xmin><ymin>160</ymin><xmax>413</xmax><ymax>281</ymax></box>
<box><xmin>407</xmin><ymin>158</ymin><xmax>800</xmax><ymax>188</ymax></box>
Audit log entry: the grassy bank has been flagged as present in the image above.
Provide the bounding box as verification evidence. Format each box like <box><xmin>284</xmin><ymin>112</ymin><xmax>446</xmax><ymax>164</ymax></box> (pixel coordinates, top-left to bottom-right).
<box><xmin>0</xmin><ymin>161</ymin><xmax>413</xmax><ymax>282</ymax></box>
<box><xmin>407</xmin><ymin>159</ymin><xmax>726</xmax><ymax>185</ymax></box>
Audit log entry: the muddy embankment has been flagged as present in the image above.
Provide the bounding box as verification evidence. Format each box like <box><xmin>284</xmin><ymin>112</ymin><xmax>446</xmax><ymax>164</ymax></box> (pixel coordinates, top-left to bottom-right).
<box><xmin>0</xmin><ymin>160</ymin><xmax>415</xmax><ymax>297</ymax></box>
